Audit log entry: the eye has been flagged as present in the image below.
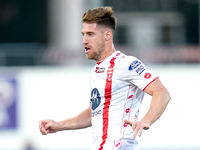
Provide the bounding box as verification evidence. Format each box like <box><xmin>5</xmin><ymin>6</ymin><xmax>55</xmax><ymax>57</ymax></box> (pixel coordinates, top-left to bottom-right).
<box><xmin>88</xmin><ymin>32</ymin><xmax>94</xmax><ymax>36</ymax></box>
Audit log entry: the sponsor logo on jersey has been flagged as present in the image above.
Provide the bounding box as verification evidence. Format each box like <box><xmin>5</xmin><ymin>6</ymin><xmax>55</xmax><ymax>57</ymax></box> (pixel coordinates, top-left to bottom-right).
<box><xmin>128</xmin><ymin>60</ymin><xmax>145</xmax><ymax>75</ymax></box>
<box><xmin>90</xmin><ymin>88</ymin><xmax>101</xmax><ymax>110</ymax></box>
<box><xmin>144</xmin><ymin>73</ymin><xmax>151</xmax><ymax>79</ymax></box>
<box><xmin>95</xmin><ymin>67</ymin><xmax>105</xmax><ymax>73</ymax></box>
<box><xmin>91</xmin><ymin>110</ymin><xmax>102</xmax><ymax>117</ymax></box>
<box><xmin>136</xmin><ymin>65</ymin><xmax>145</xmax><ymax>75</ymax></box>
<box><xmin>129</xmin><ymin>61</ymin><xmax>141</xmax><ymax>70</ymax></box>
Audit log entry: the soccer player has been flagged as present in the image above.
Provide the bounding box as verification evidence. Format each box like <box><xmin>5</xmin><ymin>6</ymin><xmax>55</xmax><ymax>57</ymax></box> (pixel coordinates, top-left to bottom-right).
<box><xmin>39</xmin><ymin>7</ymin><xmax>171</xmax><ymax>150</ymax></box>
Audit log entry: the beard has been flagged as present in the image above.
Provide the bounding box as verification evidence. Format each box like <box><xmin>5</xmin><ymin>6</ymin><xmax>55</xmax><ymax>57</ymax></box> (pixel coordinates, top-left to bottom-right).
<box><xmin>86</xmin><ymin>41</ymin><xmax>106</xmax><ymax>62</ymax></box>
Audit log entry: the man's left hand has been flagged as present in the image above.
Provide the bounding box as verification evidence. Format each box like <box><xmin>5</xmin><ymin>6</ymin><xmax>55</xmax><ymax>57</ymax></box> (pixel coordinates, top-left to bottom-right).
<box><xmin>124</xmin><ymin>119</ymin><xmax>150</xmax><ymax>140</ymax></box>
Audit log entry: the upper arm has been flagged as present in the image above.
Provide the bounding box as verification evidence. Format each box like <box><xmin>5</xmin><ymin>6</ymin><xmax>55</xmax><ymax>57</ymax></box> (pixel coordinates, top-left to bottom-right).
<box><xmin>144</xmin><ymin>78</ymin><xmax>170</xmax><ymax>98</ymax></box>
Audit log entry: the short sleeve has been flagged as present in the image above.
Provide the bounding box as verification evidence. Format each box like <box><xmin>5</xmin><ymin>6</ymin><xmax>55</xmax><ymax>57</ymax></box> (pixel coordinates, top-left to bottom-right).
<box><xmin>119</xmin><ymin>56</ymin><xmax>158</xmax><ymax>91</ymax></box>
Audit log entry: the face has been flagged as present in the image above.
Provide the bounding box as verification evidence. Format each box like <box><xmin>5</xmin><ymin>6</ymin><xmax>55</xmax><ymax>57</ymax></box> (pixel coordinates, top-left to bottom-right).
<box><xmin>81</xmin><ymin>23</ymin><xmax>106</xmax><ymax>62</ymax></box>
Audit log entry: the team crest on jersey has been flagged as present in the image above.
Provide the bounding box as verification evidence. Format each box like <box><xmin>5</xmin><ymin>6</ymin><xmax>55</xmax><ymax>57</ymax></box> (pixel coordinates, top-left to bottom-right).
<box><xmin>107</xmin><ymin>67</ymin><xmax>114</xmax><ymax>81</ymax></box>
<box><xmin>129</xmin><ymin>60</ymin><xmax>145</xmax><ymax>75</ymax></box>
<box><xmin>95</xmin><ymin>67</ymin><xmax>105</xmax><ymax>73</ymax></box>
<box><xmin>90</xmin><ymin>88</ymin><xmax>101</xmax><ymax>110</ymax></box>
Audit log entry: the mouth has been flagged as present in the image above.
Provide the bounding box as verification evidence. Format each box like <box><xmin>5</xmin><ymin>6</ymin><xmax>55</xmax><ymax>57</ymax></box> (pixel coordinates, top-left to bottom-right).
<box><xmin>85</xmin><ymin>46</ymin><xmax>91</xmax><ymax>53</ymax></box>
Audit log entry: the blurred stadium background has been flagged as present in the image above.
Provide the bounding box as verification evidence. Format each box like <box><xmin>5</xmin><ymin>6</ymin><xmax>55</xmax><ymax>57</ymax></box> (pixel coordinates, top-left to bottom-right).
<box><xmin>0</xmin><ymin>0</ymin><xmax>199</xmax><ymax>150</ymax></box>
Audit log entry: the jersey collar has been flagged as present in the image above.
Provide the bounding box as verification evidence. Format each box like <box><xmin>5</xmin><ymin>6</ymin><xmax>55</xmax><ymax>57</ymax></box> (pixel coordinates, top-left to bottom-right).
<box><xmin>96</xmin><ymin>51</ymin><xmax>120</xmax><ymax>65</ymax></box>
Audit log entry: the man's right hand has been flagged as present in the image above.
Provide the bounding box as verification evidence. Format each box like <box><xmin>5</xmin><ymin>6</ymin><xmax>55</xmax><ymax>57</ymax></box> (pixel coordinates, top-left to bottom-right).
<box><xmin>39</xmin><ymin>119</ymin><xmax>59</xmax><ymax>135</ymax></box>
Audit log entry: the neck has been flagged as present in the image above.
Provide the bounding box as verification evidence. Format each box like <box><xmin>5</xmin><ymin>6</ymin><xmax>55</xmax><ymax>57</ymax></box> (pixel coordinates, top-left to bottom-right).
<box><xmin>96</xmin><ymin>42</ymin><xmax>116</xmax><ymax>62</ymax></box>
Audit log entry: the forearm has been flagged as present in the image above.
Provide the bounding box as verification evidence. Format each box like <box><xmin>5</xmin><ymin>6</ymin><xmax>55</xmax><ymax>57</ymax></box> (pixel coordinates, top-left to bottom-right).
<box><xmin>58</xmin><ymin>106</ymin><xmax>92</xmax><ymax>131</ymax></box>
<box><xmin>142</xmin><ymin>89</ymin><xmax>171</xmax><ymax>126</ymax></box>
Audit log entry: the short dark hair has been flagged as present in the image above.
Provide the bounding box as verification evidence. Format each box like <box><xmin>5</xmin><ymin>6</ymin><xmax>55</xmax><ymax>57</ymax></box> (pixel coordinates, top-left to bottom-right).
<box><xmin>82</xmin><ymin>6</ymin><xmax>117</xmax><ymax>32</ymax></box>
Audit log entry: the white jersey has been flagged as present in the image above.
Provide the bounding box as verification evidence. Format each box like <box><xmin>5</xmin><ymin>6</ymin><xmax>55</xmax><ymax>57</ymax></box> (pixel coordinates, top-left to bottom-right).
<box><xmin>89</xmin><ymin>51</ymin><xmax>158</xmax><ymax>150</ymax></box>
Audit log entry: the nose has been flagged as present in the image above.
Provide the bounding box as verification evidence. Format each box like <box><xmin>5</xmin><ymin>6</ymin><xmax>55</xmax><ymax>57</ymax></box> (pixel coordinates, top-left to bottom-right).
<box><xmin>82</xmin><ymin>35</ymin><xmax>88</xmax><ymax>44</ymax></box>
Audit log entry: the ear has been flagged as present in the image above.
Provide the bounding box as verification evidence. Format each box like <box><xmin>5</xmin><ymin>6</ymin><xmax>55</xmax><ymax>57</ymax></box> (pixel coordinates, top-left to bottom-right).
<box><xmin>105</xmin><ymin>30</ymin><xmax>112</xmax><ymax>41</ymax></box>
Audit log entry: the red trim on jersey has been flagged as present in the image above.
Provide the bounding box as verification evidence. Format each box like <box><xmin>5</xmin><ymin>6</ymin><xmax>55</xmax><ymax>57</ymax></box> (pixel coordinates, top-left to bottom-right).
<box><xmin>116</xmin><ymin>52</ymin><xmax>120</xmax><ymax>56</ymax></box>
<box><xmin>99</xmin><ymin>57</ymin><xmax>116</xmax><ymax>150</ymax></box>
<box><xmin>97</xmin><ymin>52</ymin><xmax>120</xmax><ymax>65</ymax></box>
<box><xmin>142</xmin><ymin>77</ymin><xmax>159</xmax><ymax>91</ymax></box>
<box><xmin>97</xmin><ymin>60</ymin><xmax>104</xmax><ymax>65</ymax></box>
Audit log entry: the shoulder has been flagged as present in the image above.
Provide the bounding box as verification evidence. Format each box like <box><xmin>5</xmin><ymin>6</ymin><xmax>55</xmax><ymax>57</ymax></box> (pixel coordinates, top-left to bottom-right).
<box><xmin>115</xmin><ymin>52</ymin><xmax>149</xmax><ymax>77</ymax></box>
<box><xmin>115</xmin><ymin>52</ymin><xmax>142</xmax><ymax>69</ymax></box>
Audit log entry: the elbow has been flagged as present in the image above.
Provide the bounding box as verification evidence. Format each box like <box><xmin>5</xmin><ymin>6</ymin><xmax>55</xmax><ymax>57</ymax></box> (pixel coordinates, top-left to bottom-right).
<box><xmin>168</xmin><ymin>92</ymin><xmax>171</xmax><ymax>101</ymax></box>
<box><xmin>165</xmin><ymin>90</ymin><xmax>171</xmax><ymax>104</ymax></box>
<box><xmin>158</xmin><ymin>88</ymin><xmax>171</xmax><ymax>104</ymax></box>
